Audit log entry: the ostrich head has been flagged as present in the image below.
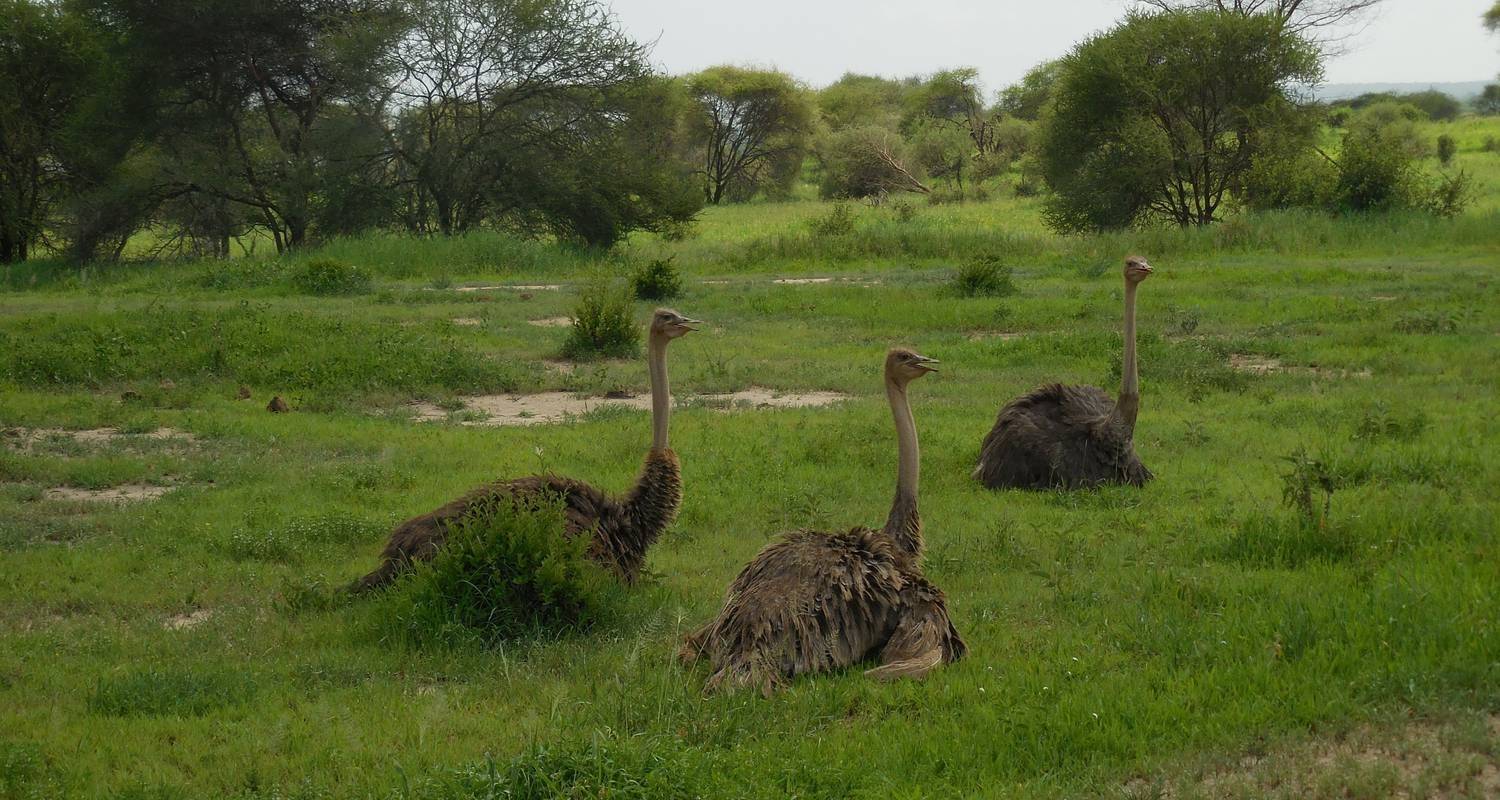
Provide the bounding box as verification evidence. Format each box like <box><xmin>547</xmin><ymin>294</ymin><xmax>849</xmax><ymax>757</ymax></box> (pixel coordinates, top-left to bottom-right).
<box><xmin>1124</xmin><ymin>255</ymin><xmax>1153</xmax><ymax>285</ymax></box>
<box><xmin>650</xmin><ymin>308</ymin><xmax>701</xmax><ymax>341</ymax></box>
<box><xmin>885</xmin><ymin>348</ymin><xmax>939</xmax><ymax>387</ymax></box>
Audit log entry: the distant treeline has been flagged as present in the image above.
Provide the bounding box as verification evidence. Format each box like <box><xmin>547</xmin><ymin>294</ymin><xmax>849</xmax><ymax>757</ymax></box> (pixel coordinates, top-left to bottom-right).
<box><xmin>1</xmin><ymin>0</ymin><xmax>1495</xmax><ymax>263</ymax></box>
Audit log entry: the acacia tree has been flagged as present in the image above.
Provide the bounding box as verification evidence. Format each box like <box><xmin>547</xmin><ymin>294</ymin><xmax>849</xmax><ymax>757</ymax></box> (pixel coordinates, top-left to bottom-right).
<box><xmin>0</xmin><ymin>0</ymin><xmax>94</xmax><ymax>262</ymax></box>
<box><xmin>96</xmin><ymin>0</ymin><xmax>403</xmax><ymax>253</ymax></box>
<box><xmin>997</xmin><ymin>60</ymin><xmax>1063</xmax><ymax>121</ymax></box>
<box><xmin>1136</xmin><ymin>0</ymin><xmax>1384</xmax><ymax>52</ymax></box>
<box><xmin>903</xmin><ymin>68</ymin><xmax>1000</xmax><ymax>155</ymax></box>
<box><xmin>1038</xmin><ymin>10</ymin><xmax>1322</xmax><ymax>231</ymax></box>
<box><xmin>388</xmin><ymin>0</ymin><xmax>656</xmax><ymax>236</ymax></box>
<box><xmin>685</xmin><ymin>66</ymin><xmax>814</xmax><ymax>204</ymax></box>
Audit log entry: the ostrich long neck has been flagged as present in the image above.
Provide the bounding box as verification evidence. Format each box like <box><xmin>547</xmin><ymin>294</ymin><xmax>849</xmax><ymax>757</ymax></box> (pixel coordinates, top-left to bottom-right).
<box><xmin>648</xmin><ymin>333</ymin><xmax>670</xmax><ymax>451</ymax></box>
<box><xmin>614</xmin><ymin>331</ymin><xmax>682</xmax><ymax>579</ymax></box>
<box><xmin>1115</xmin><ymin>281</ymin><xmax>1140</xmax><ymax>434</ymax></box>
<box><xmin>881</xmin><ymin>378</ymin><xmax>923</xmax><ymax>558</ymax></box>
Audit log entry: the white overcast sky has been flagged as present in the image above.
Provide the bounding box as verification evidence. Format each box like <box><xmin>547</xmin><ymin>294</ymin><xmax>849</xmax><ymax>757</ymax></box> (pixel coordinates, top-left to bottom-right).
<box><xmin>606</xmin><ymin>0</ymin><xmax>1500</xmax><ymax>92</ymax></box>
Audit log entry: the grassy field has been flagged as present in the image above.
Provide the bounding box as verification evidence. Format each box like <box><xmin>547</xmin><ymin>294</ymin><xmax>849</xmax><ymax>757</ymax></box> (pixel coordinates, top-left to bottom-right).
<box><xmin>2</xmin><ymin>121</ymin><xmax>1499</xmax><ymax>799</ymax></box>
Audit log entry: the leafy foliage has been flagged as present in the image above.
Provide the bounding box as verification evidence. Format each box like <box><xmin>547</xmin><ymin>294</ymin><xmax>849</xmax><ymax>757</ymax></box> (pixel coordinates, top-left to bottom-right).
<box><xmin>1037</xmin><ymin>10</ymin><xmax>1322</xmax><ymax>231</ymax></box>
<box><xmin>375</xmin><ymin>493</ymin><xmax>622</xmax><ymax>648</ymax></box>
<box><xmin>564</xmin><ymin>276</ymin><xmax>640</xmax><ymax>360</ymax></box>
<box><xmin>630</xmin><ymin>257</ymin><xmax>683</xmax><ymax>301</ymax></box>
<box><xmin>289</xmin><ymin>258</ymin><xmax>371</xmax><ymax>296</ymax></box>
<box><xmin>684</xmin><ymin>66</ymin><xmax>815</xmax><ymax>204</ymax></box>
<box><xmin>952</xmin><ymin>254</ymin><xmax>1017</xmax><ymax>298</ymax></box>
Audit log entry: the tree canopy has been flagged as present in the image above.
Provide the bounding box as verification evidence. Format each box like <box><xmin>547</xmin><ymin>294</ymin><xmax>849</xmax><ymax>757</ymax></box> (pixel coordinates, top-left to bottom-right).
<box><xmin>1037</xmin><ymin>9</ymin><xmax>1322</xmax><ymax>231</ymax></box>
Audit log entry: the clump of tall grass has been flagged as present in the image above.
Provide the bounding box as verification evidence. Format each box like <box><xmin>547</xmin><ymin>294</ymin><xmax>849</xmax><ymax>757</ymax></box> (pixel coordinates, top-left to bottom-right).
<box><xmin>951</xmin><ymin>253</ymin><xmax>1017</xmax><ymax>297</ymax></box>
<box><xmin>89</xmin><ymin>668</ymin><xmax>257</xmax><ymax>717</ymax></box>
<box><xmin>289</xmin><ymin>258</ymin><xmax>371</xmax><ymax>295</ymax></box>
<box><xmin>564</xmin><ymin>277</ymin><xmax>640</xmax><ymax>360</ymax></box>
<box><xmin>375</xmin><ymin>494</ymin><xmax>623</xmax><ymax>649</ymax></box>
<box><xmin>409</xmin><ymin>740</ymin><xmax>698</xmax><ymax>800</ymax></box>
<box><xmin>1394</xmin><ymin>311</ymin><xmax>1458</xmax><ymax>334</ymax></box>
<box><xmin>630</xmin><ymin>257</ymin><xmax>682</xmax><ymax>301</ymax></box>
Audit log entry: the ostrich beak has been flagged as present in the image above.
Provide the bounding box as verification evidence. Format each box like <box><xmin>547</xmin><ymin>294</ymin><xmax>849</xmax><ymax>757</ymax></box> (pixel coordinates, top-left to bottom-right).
<box><xmin>679</xmin><ymin>317</ymin><xmax>702</xmax><ymax>331</ymax></box>
<box><xmin>916</xmin><ymin>356</ymin><xmax>940</xmax><ymax>373</ymax></box>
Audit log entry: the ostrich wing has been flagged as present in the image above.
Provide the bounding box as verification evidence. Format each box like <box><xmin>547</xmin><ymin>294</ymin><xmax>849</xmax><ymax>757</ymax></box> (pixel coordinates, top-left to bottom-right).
<box><xmin>865</xmin><ymin>576</ymin><xmax>967</xmax><ymax>681</ymax></box>
<box><xmin>694</xmin><ymin>528</ymin><xmax>907</xmax><ymax>695</ymax></box>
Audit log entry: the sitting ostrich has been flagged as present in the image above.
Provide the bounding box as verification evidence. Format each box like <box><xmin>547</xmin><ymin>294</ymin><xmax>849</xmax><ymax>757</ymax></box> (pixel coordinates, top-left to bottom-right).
<box><xmin>349</xmin><ymin>308</ymin><xmax>701</xmax><ymax>592</ymax></box>
<box><xmin>680</xmin><ymin>348</ymin><xmax>966</xmax><ymax>695</ymax></box>
<box><xmin>973</xmin><ymin>255</ymin><xmax>1154</xmax><ymax>490</ymax></box>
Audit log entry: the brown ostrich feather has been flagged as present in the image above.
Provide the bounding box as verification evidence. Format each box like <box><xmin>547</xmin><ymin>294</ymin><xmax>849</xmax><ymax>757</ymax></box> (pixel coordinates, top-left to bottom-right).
<box><xmin>681</xmin><ymin>347</ymin><xmax>964</xmax><ymax>695</ymax></box>
<box><xmin>972</xmin><ymin>383</ymin><xmax>1153</xmax><ymax>490</ymax></box>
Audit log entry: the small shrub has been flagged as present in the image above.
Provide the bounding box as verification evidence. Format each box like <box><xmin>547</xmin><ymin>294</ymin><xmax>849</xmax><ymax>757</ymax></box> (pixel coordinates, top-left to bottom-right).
<box><xmin>1281</xmin><ymin>447</ymin><xmax>1340</xmax><ymax>529</ymax></box>
<box><xmin>807</xmin><ymin>203</ymin><xmax>856</xmax><ymax>237</ymax></box>
<box><xmin>1422</xmin><ymin>169</ymin><xmax>1475</xmax><ymax>218</ymax></box>
<box><xmin>89</xmin><ymin>668</ymin><xmax>256</xmax><ymax>717</ymax></box>
<box><xmin>889</xmin><ymin>199</ymin><xmax>918</xmax><ymax>222</ymax></box>
<box><xmin>376</xmin><ymin>493</ymin><xmax>623</xmax><ymax>648</ymax></box>
<box><xmin>1353</xmin><ymin>403</ymin><xmax>1430</xmax><ymax>442</ymax></box>
<box><xmin>289</xmin><ymin>258</ymin><xmax>371</xmax><ymax>295</ymax></box>
<box><xmin>563</xmin><ymin>277</ymin><xmax>640</xmax><ymax>361</ymax></box>
<box><xmin>630</xmin><ymin>258</ymin><xmax>682</xmax><ymax>301</ymax></box>
<box><xmin>656</xmin><ymin>218</ymin><xmax>697</xmax><ymax>242</ymax></box>
<box><xmin>952</xmin><ymin>254</ymin><xmax>1017</xmax><ymax>298</ymax></box>
<box><xmin>1483</xmin><ymin>136</ymin><xmax>1500</xmax><ymax>153</ymax></box>
<box><xmin>1436</xmin><ymin>134</ymin><xmax>1457</xmax><ymax>165</ymax></box>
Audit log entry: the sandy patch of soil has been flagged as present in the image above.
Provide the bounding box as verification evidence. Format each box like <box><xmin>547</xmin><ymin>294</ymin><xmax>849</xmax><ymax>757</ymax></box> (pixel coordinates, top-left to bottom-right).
<box><xmin>453</xmin><ymin>283</ymin><xmax>561</xmax><ymax>293</ymax></box>
<box><xmin>409</xmin><ymin>388</ymin><xmax>850</xmax><ymax>426</ymax></box>
<box><xmin>773</xmin><ymin>277</ymin><xmax>834</xmax><ymax>285</ymax></box>
<box><xmin>1229</xmin><ymin>354</ymin><xmax>1372</xmax><ymax>379</ymax></box>
<box><xmin>528</xmin><ymin>317</ymin><xmax>572</xmax><ymax>327</ymax></box>
<box><xmin>967</xmin><ymin>331</ymin><xmax>1029</xmax><ymax>342</ymax></box>
<box><xmin>163</xmin><ymin>609</ymin><xmax>213</xmax><ymax>630</ymax></box>
<box><xmin>542</xmin><ymin>360</ymin><xmax>577</xmax><ymax>374</ymax></box>
<box><xmin>451</xmin><ymin>317</ymin><xmax>483</xmax><ymax>327</ymax></box>
<box><xmin>698</xmin><ymin>388</ymin><xmax>850</xmax><ymax>410</ymax></box>
<box><xmin>43</xmin><ymin>484</ymin><xmax>173</xmax><ymax>503</ymax></box>
<box><xmin>409</xmin><ymin>392</ymin><xmax>651</xmax><ymax>426</ymax></box>
<box><xmin>2</xmin><ymin>427</ymin><xmax>197</xmax><ymax>451</ymax></box>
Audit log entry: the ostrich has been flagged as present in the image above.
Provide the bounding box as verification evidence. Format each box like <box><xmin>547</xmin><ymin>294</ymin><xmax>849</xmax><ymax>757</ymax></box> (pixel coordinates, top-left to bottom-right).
<box><xmin>972</xmin><ymin>255</ymin><xmax>1154</xmax><ymax>490</ymax></box>
<box><xmin>349</xmin><ymin>308</ymin><xmax>701</xmax><ymax>593</ymax></box>
<box><xmin>680</xmin><ymin>348</ymin><xmax>966</xmax><ymax>695</ymax></box>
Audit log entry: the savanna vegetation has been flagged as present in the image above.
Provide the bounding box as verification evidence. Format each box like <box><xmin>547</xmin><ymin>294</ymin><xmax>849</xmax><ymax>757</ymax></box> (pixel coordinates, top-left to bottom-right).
<box><xmin>2</xmin><ymin>0</ymin><xmax>1499</xmax><ymax>797</ymax></box>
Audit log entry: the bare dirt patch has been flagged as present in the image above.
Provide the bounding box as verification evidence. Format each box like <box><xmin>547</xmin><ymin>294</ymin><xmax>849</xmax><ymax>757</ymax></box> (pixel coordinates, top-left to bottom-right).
<box><xmin>409</xmin><ymin>392</ymin><xmax>651</xmax><ymax>426</ymax></box>
<box><xmin>43</xmin><ymin>484</ymin><xmax>173</xmax><ymax>503</ymax></box>
<box><xmin>542</xmin><ymin>360</ymin><xmax>577</xmax><ymax>375</ymax></box>
<box><xmin>2</xmin><ymin>427</ymin><xmax>197</xmax><ymax>452</ymax></box>
<box><xmin>163</xmin><ymin>609</ymin><xmax>213</xmax><ymax>630</ymax></box>
<box><xmin>451</xmin><ymin>317</ymin><xmax>483</xmax><ymax>327</ymax></box>
<box><xmin>408</xmin><ymin>388</ymin><xmax>850</xmax><ymax>426</ymax></box>
<box><xmin>1229</xmin><ymin>354</ymin><xmax>1372</xmax><ymax>379</ymax></box>
<box><xmin>1124</xmin><ymin>714</ymin><xmax>1500</xmax><ymax>800</ymax></box>
<box><xmin>773</xmin><ymin>277</ymin><xmax>834</xmax><ymax>285</ymax></box>
<box><xmin>528</xmin><ymin>317</ymin><xmax>572</xmax><ymax>328</ymax></box>
<box><xmin>453</xmin><ymin>283</ymin><xmax>561</xmax><ymax>293</ymax></box>
<box><xmin>698</xmin><ymin>388</ymin><xmax>850</xmax><ymax>410</ymax></box>
<box><xmin>967</xmin><ymin>331</ymin><xmax>1029</xmax><ymax>342</ymax></box>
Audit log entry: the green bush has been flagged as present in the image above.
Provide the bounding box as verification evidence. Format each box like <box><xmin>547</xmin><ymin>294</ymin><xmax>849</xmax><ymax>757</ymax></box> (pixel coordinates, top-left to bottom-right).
<box><xmin>808</xmin><ymin>203</ymin><xmax>857</xmax><ymax>237</ymax></box>
<box><xmin>563</xmin><ymin>277</ymin><xmax>640</xmax><ymax>360</ymax></box>
<box><xmin>952</xmin><ymin>254</ymin><xmax>1017</xmax><ymax>298</ymax></box>
<box><xmin>1422</xmin><ymin>169</ymin><xmax>1475</xmax><ymax>218</ymax></box>
<box><xmin>1436</xmin><ymin>134</ymin><xmax>1457</xmax><ymax>166</ymax></box>
<box><xmin>411</xmin><ymin>741</ymin><xmax>698</xmax><ymax>800</ymax></box>
<box><xmin>375</xmin><ymin>493</ymin><xmax>622</xmax><ymax>648</ymax></box>
<box><xmin>289</xmin><ymin>258</ymin><xmax>371</xmax><ymax>295</ymax></box>
<box><xmin>630</xmin><ymin>257</ymin><xmax>682</xmax><ymax>301</ymax></box>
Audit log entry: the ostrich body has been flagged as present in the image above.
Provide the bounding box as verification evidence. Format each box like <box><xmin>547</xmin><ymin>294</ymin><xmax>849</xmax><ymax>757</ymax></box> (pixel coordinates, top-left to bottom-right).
<box><xmin>973</xmin><ymin>256</ymin><xmax>1154</xmax><ymax>490</ymax></box>
<box><xmin>681</xmin><ymin>349</ymin><xmax>966</xmax><ymax>695</ymax></box>
<box><xmin>350</xmin><ymin>308</ymin><xmax>700</xmax><ymax>592</ymax></box>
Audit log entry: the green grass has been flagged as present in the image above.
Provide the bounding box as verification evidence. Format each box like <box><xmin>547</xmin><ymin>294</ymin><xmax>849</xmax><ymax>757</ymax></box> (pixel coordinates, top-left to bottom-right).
<box><xmin>1</xmin><ymin>120</ymin><xmax>1498</xmax><ymax>798</ymax></box>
